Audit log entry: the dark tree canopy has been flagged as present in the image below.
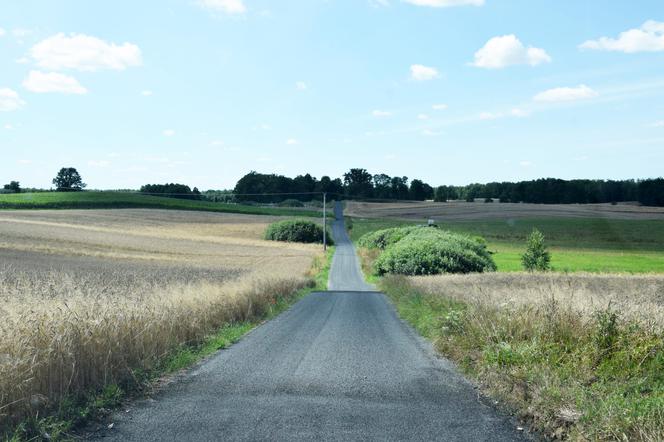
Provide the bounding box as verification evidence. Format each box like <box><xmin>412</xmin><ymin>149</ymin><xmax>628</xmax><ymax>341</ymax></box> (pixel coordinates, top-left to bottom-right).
<box><xmin>343</xmin><ymin>168</ymin><xmax>374</xmax><ymax>198</ymax></box>
<box><xmin>53</xmin><ymin>168</ymin><xmax>86</xmax><ymax>192</ymax></box>
<box><xmin>3</xmin><ymin>181</ymin><xmax>20</xmax><ymax>193</ymax></box>
<box><xmin>140</xmin><ymin>183</ymin><xmax>201</xmax><ymax>200</ymax></box>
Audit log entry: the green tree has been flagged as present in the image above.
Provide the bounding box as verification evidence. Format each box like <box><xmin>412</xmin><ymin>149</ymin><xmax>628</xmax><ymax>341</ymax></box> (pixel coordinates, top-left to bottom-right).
<box><xmin>53</xmin><ymin>167</ymin><xmax>86</xmax><ymax>191</ymax></box>
<box><xmin>3</xmin><ymin>181</ymin><xmax>21</xmax><ymax>193</ymax></box>
<box><xmin>343</xmin><ymin>168</ymin><xmax>374</xmax><ymax>198</ymax></box>
<box><xmin>521</xmin><ymin>228</ymin><xmax>551</xmax><ymax>271</ymax></box>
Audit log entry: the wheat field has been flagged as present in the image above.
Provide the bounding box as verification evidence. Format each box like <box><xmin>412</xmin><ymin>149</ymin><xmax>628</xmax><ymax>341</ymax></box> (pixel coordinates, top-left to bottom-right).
<box><xmin>0</xmin><ymin>209</ymin><xmax>323</xmax><ymax>429</ymax></box>
<box><xmin>407</xmin><ymin>272</ymin><xmax>664</xmax><ymax>327</ymax></box>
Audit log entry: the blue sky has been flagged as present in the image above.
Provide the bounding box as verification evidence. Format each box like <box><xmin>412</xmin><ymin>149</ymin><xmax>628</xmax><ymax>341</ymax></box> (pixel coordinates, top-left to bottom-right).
<box><xmin>1</xmin><ymin>0</ymin><xmax>664</xmax><ymax>189</ymax></box>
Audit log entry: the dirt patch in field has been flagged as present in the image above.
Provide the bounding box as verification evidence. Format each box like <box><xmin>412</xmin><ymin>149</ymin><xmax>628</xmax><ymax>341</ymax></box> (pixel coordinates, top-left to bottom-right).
<box><xmin>346</xmin><ymin>201</ymin><xmax>664</xmax><ymax>221</ymax></box>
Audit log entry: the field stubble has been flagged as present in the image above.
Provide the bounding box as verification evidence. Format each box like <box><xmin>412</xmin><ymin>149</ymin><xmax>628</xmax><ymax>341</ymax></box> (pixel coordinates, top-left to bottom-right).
<box><xmin>0</xmin><ymin>209</ymin><xmax>323</xmax><ymax>432</ymax></box>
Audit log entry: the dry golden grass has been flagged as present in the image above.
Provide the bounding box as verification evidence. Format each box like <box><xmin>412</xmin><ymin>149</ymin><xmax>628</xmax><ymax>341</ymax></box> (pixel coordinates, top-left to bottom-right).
<box><xmin>407</xmin><ymin>272</ymin><xmax>664</xmax><ymax>327</ymax></box>
<box><xmin>0</xmin><ymin>209</ymin><xmax>323</xmax><ymax>429</ymax></box>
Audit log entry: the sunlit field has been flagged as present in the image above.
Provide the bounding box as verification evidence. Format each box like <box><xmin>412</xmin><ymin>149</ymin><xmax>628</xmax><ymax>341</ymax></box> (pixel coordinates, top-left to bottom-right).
<box><xmin>347</xmin><ymin>201</ymin><xmax>664</xmax><ymax>273</ymax></box>
<box><xmin>0</xmin><ymin>209</ymin><xmax>323</xmax><ymax>430</ymax></box>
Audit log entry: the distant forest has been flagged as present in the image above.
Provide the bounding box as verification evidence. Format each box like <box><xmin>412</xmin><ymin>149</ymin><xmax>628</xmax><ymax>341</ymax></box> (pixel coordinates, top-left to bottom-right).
<box><xmin>233</xmin><ymin>170</ymin><xmax>664</xmax><ymax>207</ymax></box>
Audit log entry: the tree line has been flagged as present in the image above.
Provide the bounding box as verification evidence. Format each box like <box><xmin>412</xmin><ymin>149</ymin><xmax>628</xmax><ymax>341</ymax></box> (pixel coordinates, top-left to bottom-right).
<box><xmin>233</xmin><ymin>169</ymin><xmax>434</xmax><ymax>203</ymax></box>
<box><xmin>435</xmin><ymin>178</ymin><xmax>664</xmax><ymax>206</ymax></box>
<box><xmin>3</xmin><ymin>167</ymin><xmax>664</xmax><ymax>207</ymax></box>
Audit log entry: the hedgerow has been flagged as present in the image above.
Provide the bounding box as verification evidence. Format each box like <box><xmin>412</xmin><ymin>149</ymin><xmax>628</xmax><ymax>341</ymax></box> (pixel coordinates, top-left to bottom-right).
<box><xmin>265</xmin><ymin>219</ymin><xmax>333</xmax><ymax>245</ymax></box>
<box><xmin>359</xmin><ymin>226</ymin><xmax>495</xmax><ymax>275</ymax></box>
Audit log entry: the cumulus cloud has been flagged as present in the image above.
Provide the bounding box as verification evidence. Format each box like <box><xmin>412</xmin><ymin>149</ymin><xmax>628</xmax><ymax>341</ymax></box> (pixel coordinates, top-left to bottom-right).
<box><xmin>404</xmin><ymin>0</ymin><xmax>484</xmax><ymax>7</ymax></box>
<box><xmin>141</xmin><ymin>90</ymin><xmax>153</xmax><ymax>96</ymax></box>
<box><xmin>163</xmin><ymin>129</ymin><xmax>176</xmax><ymax>137</ymax></box>
<box><xmin>410</xmin><ymin>64</ymin><xmax>440</xmax><ymax>81</ymax></box>
<box><xmin>372</xmin><ymin>110</ymin><xmax>392</xmax><ymax>117</ymax></box>
<box><xmin>649</xmin><ymin>120</ymin><xmax>664</xmax><ymax>128</ymax></box>
<box><xmin>286</xmin><ymin>138</ymin><xmax>299</xmax><ymax>145</ymax></box>
<box><xmin>417</xmin><ymin>113</ymin><xmax>429</xmax><ymax>120</ymax></box>
<box><xmin>88</xmin><ymin>160</ymin><xmax>110</xmax><ymax>168</ymax></box>
<box><xmin>30</xmin><ymin>33</ymin><xmax>142</xmax><ymax>71</ymax></box>
<box><xmin>534</xmin><ymin>84</ymin><xmax>598</xmax><ymax>102</ymax></box>
<box><xmin>22</xmin><ymin>70</ymin><xmax>87</xmax><ymax>94</ymax></box>
<box><xmin>295</xmin><ymin>81</ymin><xmax>308</xmax><ymax>91</ymax></box>
<box><xmin>0</xmin><ymin>27</ymin><xmax>6</xmax><ymax>37</ymax></box>
<box><xmin>0</xmin><ymin>88</ymin><xmax>26</xmax><ymax>111</ymax></box>
<box><xmin>472</xmin><ymin>35</ymin><xmax>551</xmax><ymax>69</ymax></box>
<box><xmin>580</xmin><ymin>21</ymin><xmax>664</xmax><ymax>53</ymax></box>
<box><xmin>432</xmin><ymin>103</ymin><xmax>448</xmax><ymax>110</ymax></box>
<box><xmin>198</xmin><ymin>0</ymin><xmax>247</xmax><ymax>14</ymax></box>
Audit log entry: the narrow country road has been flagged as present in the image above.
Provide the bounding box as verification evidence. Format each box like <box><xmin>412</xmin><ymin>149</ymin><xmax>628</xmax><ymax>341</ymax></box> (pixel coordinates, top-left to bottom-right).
<box><xmin>92</xmin><ymin>203</ymin><xmax>529</xmax><ymax>441</ymax></box>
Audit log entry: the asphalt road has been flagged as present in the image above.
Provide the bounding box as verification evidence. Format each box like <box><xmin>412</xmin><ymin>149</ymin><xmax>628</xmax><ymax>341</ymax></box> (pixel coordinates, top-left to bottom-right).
<box><xmin>91</xmin><ymin>203</ymin><xmax>528</xmax><ymax>441</ymax></box>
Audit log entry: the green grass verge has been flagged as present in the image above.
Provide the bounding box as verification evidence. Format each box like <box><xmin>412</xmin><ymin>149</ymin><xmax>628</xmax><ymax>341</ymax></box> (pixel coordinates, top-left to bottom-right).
<box><xmin>349</xmin><ymin>218</ymin><xmax>664</xmax><ymax>273</ymax></box>
<box><xmin>0</xmin><ymin>192</ymin><xmax>323</xmax><ymax>217</ymax></box>
<box><xmin>5</xmin><ymin>248</ymin><xmax>334</xmax><ymax>442</ymax></box>
<box><xmin>380</xmin><ymin>276</ymin><xmax>664</xmax><ymax>441</ymax></box>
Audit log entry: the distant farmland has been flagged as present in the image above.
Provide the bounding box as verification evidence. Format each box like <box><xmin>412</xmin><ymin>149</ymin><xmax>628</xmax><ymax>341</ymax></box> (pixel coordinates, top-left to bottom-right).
<box><xmin>347</xmin><ymin>201</ymin><xmax>664</xmax><ymax>273</ymax></box>
<box><xmin>0</xmin><ymin>191</ymin><xmax>323</xmax><ymax>217</ymax></box>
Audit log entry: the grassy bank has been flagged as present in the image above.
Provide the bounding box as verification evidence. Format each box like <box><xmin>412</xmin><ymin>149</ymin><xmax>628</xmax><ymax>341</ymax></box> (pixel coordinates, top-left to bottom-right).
<box><xmin>0</xmin><ymin>192</ymin><xmax>323</xmax><ymax>217</ymax></box>
<box><xmin>380</xmin><ymin>275</ymin><xmax>664</xmax><ymax>441</ymax></box>
<box><xmin>3</xmin><ymin>248</ymin><xmax>333</xmax><ymax>441</ymax></box>
<box><xmin>349</xmin><ymin>218</ymin><xmax>664</xmax><ymax>273</ymax></box>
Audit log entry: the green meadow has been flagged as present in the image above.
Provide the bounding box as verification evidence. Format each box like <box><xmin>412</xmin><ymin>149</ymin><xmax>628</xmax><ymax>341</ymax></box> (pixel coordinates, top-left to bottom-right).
<box><xmin>349</xmin><ymin>217</ymin><xmax>664</xmax><ymax>273</ymax></box>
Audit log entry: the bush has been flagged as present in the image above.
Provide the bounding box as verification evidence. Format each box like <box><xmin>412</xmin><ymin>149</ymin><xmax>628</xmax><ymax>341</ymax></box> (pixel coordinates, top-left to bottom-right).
<box><xmin>357</xmin><ymin>226</ymin><xmax>420</xmax><ymax>250</ymax></box>
<box><xmin>362</xmin><ymin>227</ymin><xmax>496</xmax><ymax>275</ymax></box>
<box><xmin>265</xmin><ymin>220</ymin><xmax>333</xmax><ymax>245</ymax></box>
<box><xmin>278</xmin><ymin>199</ymin><xmax>305</xmax><ymax>207</ymax></box>
<box><xmin>521</xmin><ymin>228</ymin><xmax>551</xmax><ymax>271</ymax></box>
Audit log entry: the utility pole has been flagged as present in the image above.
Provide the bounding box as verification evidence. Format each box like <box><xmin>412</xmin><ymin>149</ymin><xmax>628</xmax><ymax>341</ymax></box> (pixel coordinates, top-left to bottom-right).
<box><xmin>323</xmin><ymin>192</ymin><xmax>327</xmax><ymax>251</ymax></box>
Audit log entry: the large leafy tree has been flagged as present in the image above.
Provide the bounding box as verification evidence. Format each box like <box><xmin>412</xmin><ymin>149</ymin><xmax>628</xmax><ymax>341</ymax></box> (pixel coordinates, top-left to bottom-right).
<box><xmin>53</xmin><ymin>167</ymin><xmax>86</xmax><ymax>191</ymax></box>
<box><xmin>343</xmin><ymin>168</ymin><xmax>374</xmax><ymax>198</ymax></box>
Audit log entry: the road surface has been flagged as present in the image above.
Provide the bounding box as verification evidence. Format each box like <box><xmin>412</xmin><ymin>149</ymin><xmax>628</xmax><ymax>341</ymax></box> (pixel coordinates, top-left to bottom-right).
<box><xmin>92</xmin><ymin>203</ymin><xmax>528</xmax><ymax>441</ymax></box>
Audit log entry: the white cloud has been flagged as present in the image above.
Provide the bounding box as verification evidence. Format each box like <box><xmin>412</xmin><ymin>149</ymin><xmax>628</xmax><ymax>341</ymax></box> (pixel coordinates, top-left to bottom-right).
<box><xmin>22</xmin><ymin>70</ymin><xmax>87</xmax><ymax>94</ymax></box>
<box><xmin>16</xmin><ymin>57</ymin><xmax>29</xmax><ymax>64</ymax></box>
<box><xmin>4</xmin><ymin>124</ymin><xmax>13</xmax><ymax>130</ymax></box>
<box><xmin>404</xmin><ymin>0</ymin><xmax>484</xmax><ymax>7</ymax></box>
<box><xmin>12</xmin><ymin>28</ymin><xmax>32</xmax><ymax>38</ymax></box>
<box><xmin>534</xmin><ymin>84</ymin><xmax>598</xmax><ymax>102</ymax></box>
<box><xmin>580</xmin><ymin>21</ymin><xmax>664</xmax><ymax>53</ymax></box>
<box><xmin>472</xmin><ymin>35</ymin><xmax>551</xmax><ymax>69</ymax></box>
<box><xmin>295</xmin><ymin>81</ymin><xmax>308</xmax><ymax>91</ymax></box>
<box><xmin>88</xmin><ymin>160</ymin><xmax>110</xmax><ymax>168</ymax></box>
<box><xmin>0</xmin><ymin>88</ymin><xmax>26</xmax><ymax>112</ymax></box>
<box><xmin>141</xmin><ymin>90</ymin><xmax>153</xmax><ymax>96</ymax></box>
<box><xmin>198</xmin><ymin>0</ymin><xmax>246</xmax><ymax>14</ymax></box>
<box><xmin>286</xmin><ymin>138</ymin><xmax>299</xmax><ymax>145</ymax></box>
<box><xmin>422</xmin><ymin>129</ymin><xmax>442</xmax><ymax>136</ymax></box>
<box><xmin>432</xmin><ymin>103</ymin><xmax>448</xmax><ymax>110</ymax></box>
<box><xmin>510</xmin><ymin>108</ymin><xmax>530</xmax><ymax>117</ymax></box>
<box><xmin>0</xmin><ymin>27</ymin><xmax>6</xmax><ymax>37</ymax></box>
<box><xmin>410</xmin><ymin>64</ymin><xmax>440</xmax><ymax>81</ymax></box>
<box><xmin>372</xmin><ymin>110</ymin><xmax>393</xmax><ymax>117</ymax></box>
<box><xmin>17</xmin><ymin>159</ymin><xmax>32</xmax><ymax>165</ymax></box>
<box><xmin>385</xmin><ymin>153</ymin><xmax>397</xmax><ymax>160</ymax></box>
<box><xmin>650</xmin><ymin>120</ymin><xmax>664</xmax><ymax>128</ymax></box>
<box><xmin>30</xmin><ymin>33</ymin><xmax>142</xmax><ymax>71</ymax></box>
<box><xmin>163</xmin><ymin>129</ymin><xmax>176</xmax><ymax>137</ymax></box>
<box><xmin>417</xmin><ymin>113</ymin><xmax>429</xmax><ymax>120</ymax></box>
<box><xmin>209</xmin><ymin>140</ymin><xmax>224</xmax><ymax>146</ymax></box>
<box><xmin>369</xmin><ymin>0</ymin><xmax>390</xmax><ymax>7</ymax></box>
<box><xmin>479</xmin><ymin>111</ymin><xmax>500</xmax><ymax>120</ymax></box>
<box><xmin>519</xmin><ymin>160</ymin><xmax>533</xmax><ymax>167</ymax></box>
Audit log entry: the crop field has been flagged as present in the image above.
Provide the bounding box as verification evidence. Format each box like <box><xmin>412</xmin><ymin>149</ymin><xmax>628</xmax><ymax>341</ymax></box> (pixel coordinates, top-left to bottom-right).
<box><xmin>347</xmin><ymin>201</ymin><xmax>664</xmax><ymax>273</ymax></box>
<box><xmin>0</xmin><ymin>191</ymin><xmax>323</xmax><ymax>217</ymax></box>
<box><xmin>0</xmin><ymin>209</ymin><xmax>323</xmax><ymax>432</ymax></box>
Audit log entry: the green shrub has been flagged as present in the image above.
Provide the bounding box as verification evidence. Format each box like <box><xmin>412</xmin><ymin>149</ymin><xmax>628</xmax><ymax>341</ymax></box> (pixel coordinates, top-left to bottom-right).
<box><xmin>357</xmin><ymin>226</ymin><xmax>420</xmax><ymax>250</ymax></box>
<box><xmin>278</xmin><ymin>199</ymin><xmax>304</xmax><ymax>207</ymax></box>
<box><xmin>521</xmin><ymin>228</ymin><xmax>551</xmax><ymax>271</ymax></box>
<box><xmin>265</xmin><ymin>219</ymin><xmax>333</xmax><ymax>244</ymax></box>
<box><xmin>363</xmin><ymin>227</ymin><xmax>495</xmax><ymax>276</ymax></box>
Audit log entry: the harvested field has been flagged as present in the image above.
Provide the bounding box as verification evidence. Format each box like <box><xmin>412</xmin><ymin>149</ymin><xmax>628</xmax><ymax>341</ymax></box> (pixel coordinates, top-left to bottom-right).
<box><xmin>346</xmin><ymin>201</ymin><xmax>664</xmax><ymax>221</ymax></box>
<box><xmin>0</xmin><ymin>209</ymin><xmax>323</xmax><ymax>431</ymax></box>
<box><xmin>407</xmin><ymin>272</ymin><xmax>664</xmax><ymax>327</ymax></box>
